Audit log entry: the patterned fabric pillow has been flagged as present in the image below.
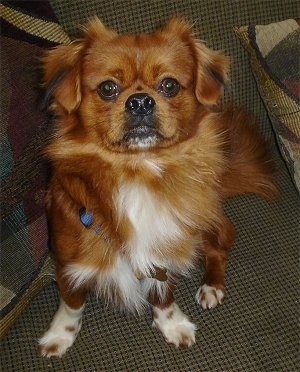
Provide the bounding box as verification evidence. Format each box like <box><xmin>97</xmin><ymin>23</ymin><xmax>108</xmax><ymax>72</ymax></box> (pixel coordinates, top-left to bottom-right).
<box><xmin>235</xmin><ymin>19</ymin><xmax>300</xmax><ymax>193</ymax></box>
<box><xmin>0</xmin><ymin>1</ymin><xmax>70</xmax><ymax>337</ymax></box>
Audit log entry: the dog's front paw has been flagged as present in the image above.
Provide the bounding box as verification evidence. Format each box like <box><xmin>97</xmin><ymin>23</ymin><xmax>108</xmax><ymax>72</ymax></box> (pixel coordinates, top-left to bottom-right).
<box><xmin>152</xmin><ymin>302</ymin><xmax>197</xmax><ymax>347</ymax></box>
<box><xmin>196</xmin><ymin>284</ymin><xmax>224</xmax><ymax>310</ymax></box>
<box><xmin>38</xmin><ymin>300</ymin><xmax>84</xmax><ymax>357</ymax></box>
<box><xmin>39</xmin><ymin>328</ymin><xmax>79</xmax><ymax>358</ymax></box>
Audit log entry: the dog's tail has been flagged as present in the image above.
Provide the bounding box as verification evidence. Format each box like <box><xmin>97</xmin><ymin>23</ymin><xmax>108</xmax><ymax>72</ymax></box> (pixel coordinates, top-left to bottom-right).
<box><xmin>220</xmin><ymin>105</ymin><xmax>279</xmax><ymax>200</ymax></box>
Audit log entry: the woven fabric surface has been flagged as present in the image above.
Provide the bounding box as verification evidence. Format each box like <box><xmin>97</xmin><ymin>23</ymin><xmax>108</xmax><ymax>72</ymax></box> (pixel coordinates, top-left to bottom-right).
<box><xmin>1</xmin><ymin>0</ymin><xmax>299</xmax><ymax>371</ymax></box>
<box><xmin>235</xmin><ymin>19</ymin><xmax>300</xmax><ymax>192</ymax></box>
<box><xmin>0</xmin><ymin>34</ymin><xmax>52</xmax><ymax>337</ymax></box>
<box><xmin>0</xmin><ymin>1</ymin><xmax>69</xmax><ymax>337</ymax></box>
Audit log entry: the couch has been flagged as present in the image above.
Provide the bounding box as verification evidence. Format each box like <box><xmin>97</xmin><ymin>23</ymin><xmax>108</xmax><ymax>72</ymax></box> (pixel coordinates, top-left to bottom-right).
<box><xmin>1</xmin><ymin>1</ymin><xmax>299</xmax><ymax>370</ymax></box>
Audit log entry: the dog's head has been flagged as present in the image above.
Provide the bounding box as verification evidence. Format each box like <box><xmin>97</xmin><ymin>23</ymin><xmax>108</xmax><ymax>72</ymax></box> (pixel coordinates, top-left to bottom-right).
<box><xmin>43</xmin><ymin>17</ymin><xmax>229</xmax><ymax>152</ymax></box>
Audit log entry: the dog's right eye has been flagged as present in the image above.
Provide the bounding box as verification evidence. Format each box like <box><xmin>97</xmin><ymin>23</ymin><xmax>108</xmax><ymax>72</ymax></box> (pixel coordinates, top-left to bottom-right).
<box><xmin>97</xmin><ymin>80</ymin><xmax>120</xmax><ymax>100</ymax></box>
<box><xmin>157</xmin><ymin>78</ymin><xmax>180</xmax><ymax>98</ymax></box>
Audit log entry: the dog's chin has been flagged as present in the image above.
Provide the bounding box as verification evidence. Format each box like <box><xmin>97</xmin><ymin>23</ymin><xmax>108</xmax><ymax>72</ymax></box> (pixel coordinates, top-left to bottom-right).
<box><xmin>123</xmin><ymin>126</ymin><xmax>161</xmax><ymax>149</ymax></box>
<box><xmin>125</xmin><ymin>134</ymin><xmax>160</xmax><ymax>149</ymax></box>
<box><xmin>111</xmin><ymin>126</ymin><xmax>163</xmax><ymax>150</ymax></box>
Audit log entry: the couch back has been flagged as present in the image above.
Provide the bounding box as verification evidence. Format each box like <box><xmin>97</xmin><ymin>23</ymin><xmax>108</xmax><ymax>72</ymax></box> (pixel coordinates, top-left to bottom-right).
<box><xmin>49</xmin><ymin>0</ymin><xmax>298</xmax><ymax>138</ymax></box>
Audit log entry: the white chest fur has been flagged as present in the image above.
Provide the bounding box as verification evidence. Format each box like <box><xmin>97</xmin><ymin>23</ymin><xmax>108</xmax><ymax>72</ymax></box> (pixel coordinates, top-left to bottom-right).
<box><xmin>115</xmin><ymin>182</ymin><xmax>183</xmax><ymax>275</ymax></box>
<box><xmin>65</xmin><ymin>182</ymin><xmax>193</xmax><ymax>313</ymax></box>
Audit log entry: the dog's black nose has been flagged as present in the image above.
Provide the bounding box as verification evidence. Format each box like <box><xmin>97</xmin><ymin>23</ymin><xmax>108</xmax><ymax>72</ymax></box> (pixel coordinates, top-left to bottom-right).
<box><xmin>125</xmin><ymin>93</ymin><xmax>155</xmax><ymax>116</ymax></box>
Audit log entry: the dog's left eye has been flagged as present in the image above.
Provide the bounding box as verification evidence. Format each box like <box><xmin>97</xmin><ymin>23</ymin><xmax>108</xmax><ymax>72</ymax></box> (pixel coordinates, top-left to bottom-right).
<box><xmin>98</xmin><ymin>80</ymin><xmax>120</xmax><ymax>100</ymax></box>
<box><xmin>157</xmin><ymin>78</ymin><xmax>180</xmax><ymax>97</ymax></box>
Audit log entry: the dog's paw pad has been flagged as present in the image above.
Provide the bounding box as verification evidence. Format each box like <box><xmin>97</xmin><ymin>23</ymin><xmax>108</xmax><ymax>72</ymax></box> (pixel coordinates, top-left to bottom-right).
<box><xmin>196</xmin><ymin>284</ymin><xmax>224</xmax><ymax>310</ymax></box>
<box><xmin>153</xmin><ymin>302</ymin><xmax>197</xmax><ymax>347</ymax></box>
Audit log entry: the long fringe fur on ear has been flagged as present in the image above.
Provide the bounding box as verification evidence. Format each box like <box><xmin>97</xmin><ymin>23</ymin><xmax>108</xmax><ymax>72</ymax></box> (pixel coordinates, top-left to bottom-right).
<box><xmin>42</xmin><ymin>41</ymin><xmax>84</xmax><ymax>114</ymax></box>
<box><xmin>193</xmin><ymin>40</ymin><xmax>230</xmax><ymax>106</ymax></box>
<box><xmin>80</xmin><ymin>16</ymin><xmax>117</xmax><ymax>41</ymax></box>
<box><xmin>42</xmin><ymin>17</ymin><xmax>117</xmax><ymax>114</ymax></box>
<box><xmin>159</xmin><ymin>17</ymin><xmax>230</xmax><ymax>106</ymax></box>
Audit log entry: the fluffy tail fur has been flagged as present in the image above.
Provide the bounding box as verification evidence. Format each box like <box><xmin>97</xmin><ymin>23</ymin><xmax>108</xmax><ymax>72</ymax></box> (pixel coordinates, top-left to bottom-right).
<box><xmin>220</xmin><ymin>105</ymin><xmax>278</xmax><ymax>200</ymax></box>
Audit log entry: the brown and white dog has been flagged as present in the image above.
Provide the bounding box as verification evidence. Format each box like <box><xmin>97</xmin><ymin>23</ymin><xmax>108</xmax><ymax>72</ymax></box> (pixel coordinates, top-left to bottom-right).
<box><xmin>38</xmin><ymin>17</ymin><xmax>277</xmax><ymax>357</ymax></box>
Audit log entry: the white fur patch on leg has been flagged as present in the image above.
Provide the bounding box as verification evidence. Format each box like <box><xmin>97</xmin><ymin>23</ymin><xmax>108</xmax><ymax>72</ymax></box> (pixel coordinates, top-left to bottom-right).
<box><xmin>152</xmin><ymin>302</ymin><xmax>197</xmax><ymax>347</ymax></box>
<box><xmin>39</xmin><ymin>299</ymin><xmax>85</xmax><ymax>357</ymax></box>
<box><xmin>196</xmin><ymin>284</ymin><xmax>224</xmax><ymax>310</ymax></box>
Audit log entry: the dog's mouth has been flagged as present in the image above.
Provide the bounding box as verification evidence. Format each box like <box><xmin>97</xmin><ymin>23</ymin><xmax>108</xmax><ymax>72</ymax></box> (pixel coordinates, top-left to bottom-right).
<box><xmin>122</xmin><ymin>125</ymin><xmax>161</xmax><ymax>149</ymax></box>
<box><xmin>117</xmin><ymin>115</ymin><xmax>163</xmax><ymax>149</ymax></box>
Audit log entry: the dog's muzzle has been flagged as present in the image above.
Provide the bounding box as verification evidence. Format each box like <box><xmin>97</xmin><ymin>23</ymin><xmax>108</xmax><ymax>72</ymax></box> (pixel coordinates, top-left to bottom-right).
<box><xmin>123</xmin><ymin>93</ymin><xmax>160</xmax><ymax>148</ymax></box>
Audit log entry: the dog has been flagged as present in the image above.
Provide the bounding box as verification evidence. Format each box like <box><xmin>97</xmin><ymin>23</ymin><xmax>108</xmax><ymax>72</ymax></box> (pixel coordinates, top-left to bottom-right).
<box><xmin>38</xmin><ymin>17</ymin><xmax>277</xmax><ymax>357</ymax></box>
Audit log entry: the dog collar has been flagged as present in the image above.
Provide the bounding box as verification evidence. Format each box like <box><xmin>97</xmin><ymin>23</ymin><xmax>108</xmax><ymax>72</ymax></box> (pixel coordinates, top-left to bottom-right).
<box><xmin>79</xmin><ymin>207</ymin><xmax>168</xmax><ymax>282</ymax></box>
<box><xmin>79</xmin><ymin>207</ymin><xmax>110</xmax><ymax>241</ymax></box>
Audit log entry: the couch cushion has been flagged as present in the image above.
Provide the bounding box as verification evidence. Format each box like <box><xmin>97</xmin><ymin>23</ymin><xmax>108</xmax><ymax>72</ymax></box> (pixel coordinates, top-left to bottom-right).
<box><xmin>0</xmin><ymin>1</ymin><xmax>70</xmax><ymax>337</ymax></box>
<box><xmin>235</xmin><ymin>19</ymin><xmax>300</xmax><ymax>192</ymax></box>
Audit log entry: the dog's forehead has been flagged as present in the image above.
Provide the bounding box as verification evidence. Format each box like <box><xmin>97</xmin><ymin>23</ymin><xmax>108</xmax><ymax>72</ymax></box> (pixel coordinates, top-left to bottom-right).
<box><xmin>84</xmin><ymin>33</ymin><xmax>195</xmax><ymax>87</ymax></box>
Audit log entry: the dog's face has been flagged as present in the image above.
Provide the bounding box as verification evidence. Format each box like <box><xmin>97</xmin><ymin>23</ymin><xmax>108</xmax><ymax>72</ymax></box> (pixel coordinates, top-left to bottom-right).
<box><xmin>43</xmin><ymin>17</ymin><xmax>229</xmax><ymax>152</ymax></box>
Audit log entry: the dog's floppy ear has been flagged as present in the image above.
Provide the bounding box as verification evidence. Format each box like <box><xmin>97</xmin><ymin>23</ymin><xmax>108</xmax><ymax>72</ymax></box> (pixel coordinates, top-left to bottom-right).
<box><xmin>42</xmin><ymin>41</ymin><xmax>84</xmax><ymax>114</ymax></box>
<box><xmin>42</xmin><ymin>17</ymin><xmax>117</xmax><ymax>114</ymax></box>
<box><xmin>162</xmin><ymin>17</ymin><xmax>229</xmax><ymax>107</ymax></box>
<box><xmin>82</xmin><ymin>16</ymin><xmax>117</xmax><ymax>41</ymax></box>
<box><xmin>193</xmin><ymin>41</ymin><xmax>229</xmax><ymax>107</ymax></box>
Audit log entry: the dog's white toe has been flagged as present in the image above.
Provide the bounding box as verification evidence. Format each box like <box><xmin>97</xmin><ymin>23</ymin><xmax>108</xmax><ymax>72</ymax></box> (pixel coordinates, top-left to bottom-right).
<box><xmin>38</xmin><ymin>299</ymin><xmax>84</xmax><ymax>357</ymax></box>
<box><xmin>39</xmin><ymin>329</ymin><xmax>78</xmax><ymax>358</ymax></box>
<box><xmin>152</xmin><ymin>302</ymin><xmax>197</xmax><ymax>347</ymax></box>
<box><xmin>196</xmin><ymin>284</ymin><xmax>224</xmax><ymax>310</ymax></box>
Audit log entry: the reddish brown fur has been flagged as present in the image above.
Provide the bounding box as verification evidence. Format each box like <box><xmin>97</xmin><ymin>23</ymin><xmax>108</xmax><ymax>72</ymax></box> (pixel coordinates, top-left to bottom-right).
<box><xmin>42</xmin><ymin>17</ymin><xmax>277</xmax><ymax>326</ymax></box>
